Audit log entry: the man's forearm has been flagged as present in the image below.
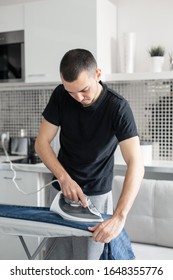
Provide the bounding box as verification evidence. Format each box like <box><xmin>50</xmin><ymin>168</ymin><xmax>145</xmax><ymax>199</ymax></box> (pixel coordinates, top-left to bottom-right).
<box><xmin>35</xmin><ymin>139</ymin><xmax>70</xmax><ymax>185</ymax></box>
<box><xmin>113</xmin><ymin>160</ymin><xmax>144</xmax><ymax>220</ymax></box>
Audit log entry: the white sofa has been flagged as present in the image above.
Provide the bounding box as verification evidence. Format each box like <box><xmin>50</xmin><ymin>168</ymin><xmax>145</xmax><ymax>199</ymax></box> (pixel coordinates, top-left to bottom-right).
<box><xmin>112</xmin><ymin>176</ymin><xmax>173</xmax><ymax>259</ymax></box>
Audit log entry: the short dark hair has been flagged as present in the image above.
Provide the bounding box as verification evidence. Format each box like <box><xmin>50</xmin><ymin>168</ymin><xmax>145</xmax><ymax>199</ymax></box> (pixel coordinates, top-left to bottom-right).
<box><xmin>60</xmin><ymin>49</ymin><xmax>97</xmax><ymax>82</ymax></box>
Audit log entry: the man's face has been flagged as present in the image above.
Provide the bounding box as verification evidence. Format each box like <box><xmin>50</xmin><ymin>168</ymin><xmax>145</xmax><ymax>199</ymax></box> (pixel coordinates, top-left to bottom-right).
<box><xmin>61</xmin><ymin>69</ymin><xmax>101</xmax><ymax>106</ymax></box>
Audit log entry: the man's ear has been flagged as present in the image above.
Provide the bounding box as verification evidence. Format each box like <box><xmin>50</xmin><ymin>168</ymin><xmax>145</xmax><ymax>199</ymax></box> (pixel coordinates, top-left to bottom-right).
<box><xmin>95</xmin><ymin>68</ymin><xmax>101</xmax><ymax>81</ymax></box>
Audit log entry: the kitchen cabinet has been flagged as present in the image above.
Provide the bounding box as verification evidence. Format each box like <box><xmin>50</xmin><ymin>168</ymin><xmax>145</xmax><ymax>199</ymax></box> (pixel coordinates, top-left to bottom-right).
<box><xmin>24</xmin><ymin>0</ymin><xmax>62</xmax><ymax>82</ymax></box>
<box><xmin>24</xmin><ymin>0</ymin><xmax>117</xmax><ymax>82</ymax></box>
<box><xmin>0</xmin><ymin>0</ymin><xmax>117</xmax><ymax>82</ymax></box>
<box><xmin>0</xmin><ymin>170</ymin><xmax>37</xmax><ymax>260</ymax></box>
<box><xmin>0</xmin><ymin>170</ymin><xmax>37</xmax><ymax>206</ymax></box>
<box><xmin>0</xmin><ymin>4</ymin><xmax>24</xmax><ymax>32</ymax></box>
<box><xmin>0</xmin><ymin>169</ymin><xmax>52</xmax><ymax>259</ymax></box>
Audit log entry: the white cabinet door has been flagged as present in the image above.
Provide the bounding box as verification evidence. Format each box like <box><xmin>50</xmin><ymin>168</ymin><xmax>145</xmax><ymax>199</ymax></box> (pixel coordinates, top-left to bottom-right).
<box><xmin>0</xmin><ymin>4</ymin><xmax>24</xmax><ymax>32</ymax></box>
<box><xmin>0</xmin><ymin>170</ymin><xmax>38</xmax><ymax>206</ymax></box>
<box><xmin>0</xmin><ymin>170</ymin><xmax>38</xmax><ymax>260</ymax></box>
<box><xmin>24</xmin><ymin>0</ymin><xmax>97</xmax><ymax>83</ymax></box>
<box><xmin>24</xmin><ymin>0</ymin><xmax>60</xmax><ymax>83</ymax></box>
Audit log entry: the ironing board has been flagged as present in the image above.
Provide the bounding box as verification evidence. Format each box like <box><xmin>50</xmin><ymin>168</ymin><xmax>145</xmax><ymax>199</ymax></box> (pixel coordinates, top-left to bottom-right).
<box><xmin>0</xmin><ymin>204</ymin><xmax>95</xmax><ymax>260</ymax></box>
<box><xmin>0</xmin><ymin>204</ymin><xmax>135</xmax><ymax>260</ymax></box>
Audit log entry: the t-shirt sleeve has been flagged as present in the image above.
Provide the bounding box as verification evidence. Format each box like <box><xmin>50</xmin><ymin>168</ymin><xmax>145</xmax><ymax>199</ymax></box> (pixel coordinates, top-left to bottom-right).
<box><xmin>113</xmin><ymin>99</ymin><xmax>138</xmax><ymax>142</ymax></box>
<box><xmin>42</xmin><ymin>87</ymin><xmax>61</xmax><ymax>126</ymax></box>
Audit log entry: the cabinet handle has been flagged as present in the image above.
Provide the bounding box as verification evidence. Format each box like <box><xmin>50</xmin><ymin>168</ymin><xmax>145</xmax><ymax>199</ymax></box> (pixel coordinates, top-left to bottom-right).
<box><xmin>3</xmin><ymin>177</ymin><xmax>22</xmax><ymax>181</ymax></box>
<box><xmin>27</xmin><ymin>74</ymin><xmax>46</xmax><ymax>77</ymax></box>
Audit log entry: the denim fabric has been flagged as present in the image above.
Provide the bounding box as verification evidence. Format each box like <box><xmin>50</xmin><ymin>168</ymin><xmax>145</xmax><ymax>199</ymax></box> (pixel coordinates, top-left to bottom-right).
<box><xmin>0</xmin><ymin>204</ymin><xmax>105</xmax><ymax>231</ymax></box>
<box><xmin>0</xmin><ymin>204</ymin><xmax>135</xmax><ymax>260</ymax></box>
<box><xmin>99</xmin><ymin>229</ymin><xmax>135</xmax><ymax>260</ymax></box>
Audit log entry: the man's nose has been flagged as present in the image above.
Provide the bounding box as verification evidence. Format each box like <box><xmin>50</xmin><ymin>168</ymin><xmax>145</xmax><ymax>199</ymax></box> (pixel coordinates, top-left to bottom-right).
<box><xmin>74</xmin><ymin>92</ymin><xmax>84</xmax><ymax>102</ymax></box>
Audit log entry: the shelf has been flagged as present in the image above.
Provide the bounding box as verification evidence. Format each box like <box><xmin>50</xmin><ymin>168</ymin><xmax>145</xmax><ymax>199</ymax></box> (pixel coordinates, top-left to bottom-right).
<box><xmin>105</xmin><ymin>71</ymin><xmax>173</xmax><ymax>82</ymax></box>
<box><xmin>0</xmin><ymin>81</ymin><xmax>59</xmax><ymax>91</ymax></box>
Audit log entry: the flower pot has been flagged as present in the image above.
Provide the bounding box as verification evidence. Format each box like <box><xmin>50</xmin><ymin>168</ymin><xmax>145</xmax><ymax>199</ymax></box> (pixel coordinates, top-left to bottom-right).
<box><xmin>150</xmin><ymin>56</ymin><xmax>164</xmax><ymax>72</ymax></box>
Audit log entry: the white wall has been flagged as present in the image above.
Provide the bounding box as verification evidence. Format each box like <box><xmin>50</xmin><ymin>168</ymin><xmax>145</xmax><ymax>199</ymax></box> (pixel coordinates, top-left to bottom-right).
<box><xmin>96</xmin><ymin>0</ymin><xmax>117</xmax><ymax>74</ymax></box>
<box><xmin>116</xmin><ymin>0</ymin><xmax>173</xmax><ymax>73</ymax></box>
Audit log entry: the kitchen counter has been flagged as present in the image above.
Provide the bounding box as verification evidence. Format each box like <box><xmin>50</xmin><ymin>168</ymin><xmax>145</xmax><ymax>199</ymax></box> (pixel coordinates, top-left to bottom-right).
<box><xmin>115</xmin><ymin>160</ymin><xmax>173</xmax><ymax>174</ymax></box>
<box><xmin>114</xmin><ymin>160</ymin><xmax>173</xmax><ymax>181</ymax></box>
<box><xmin>0</xmin><ymin>156</ymin><xmax>50</xmax><ymax>173</ymax></box>
<box><xmin>1</xmin><ymin>156</ymin><xmax>173</xmax><ymax>175</ymax></box>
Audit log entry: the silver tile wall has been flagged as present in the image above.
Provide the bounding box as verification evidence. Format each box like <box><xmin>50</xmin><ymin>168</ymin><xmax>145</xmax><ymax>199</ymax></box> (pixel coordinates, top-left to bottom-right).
<box><xmin>0</xmin><ymin>79</ymin><xmax>172</xmax><ymax>160</ymax></box>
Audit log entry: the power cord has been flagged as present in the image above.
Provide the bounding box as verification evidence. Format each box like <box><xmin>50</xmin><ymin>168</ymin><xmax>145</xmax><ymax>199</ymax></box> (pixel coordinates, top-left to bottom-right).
<box><xmin>1</xmin><ymin>133</ymin><xmax>59</xmax><ymax>195</ymax></box>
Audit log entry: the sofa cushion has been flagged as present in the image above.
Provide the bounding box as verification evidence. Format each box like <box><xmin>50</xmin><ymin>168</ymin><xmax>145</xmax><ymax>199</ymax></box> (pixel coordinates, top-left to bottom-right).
<box><xmin>132</xmin><ymin>242</ymin><xmax>173</xmax><ymax>260</ymax></box>
<box><xmin>112</xmin><ymin>176</ymin><xmax>173</xmax><ymax>248</ymax></box>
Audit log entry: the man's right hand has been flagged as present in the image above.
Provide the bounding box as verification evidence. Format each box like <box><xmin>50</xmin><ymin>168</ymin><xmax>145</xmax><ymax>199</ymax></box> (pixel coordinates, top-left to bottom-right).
<box><xmin>59</xmin><ymin>176</ymin><xmax>87</xmax><ymax>208</ymax></box>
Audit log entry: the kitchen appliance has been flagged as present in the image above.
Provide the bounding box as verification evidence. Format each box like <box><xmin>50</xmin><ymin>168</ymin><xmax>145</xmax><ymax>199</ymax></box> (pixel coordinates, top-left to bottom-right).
<box><xmin>50</xmin><ymin>191</ymin><xmax>103</xmax><ymax>223</ymax></box>
<box><xmin>10</xmin><ymin>156</ymin><xmax>42</xmax><ymax>164</ymax></box>
<box><xmin>9</xmin><ymin>137</ymin><xmax>28</xmax><ymax>156</ymax></box>
<box><xmin>8</xmin><ymin>136</ymin><xmax>41</xmax><ymax>164</ymax></box>
<box><xmin>8</xmin><ymin>137</ymin><xmax>42</xmax><ymax>164</ymax></box>
<box><xmin>0</xmin><ymin>30</ymin><xmax>24</xmax><ymax>82</ymax></box>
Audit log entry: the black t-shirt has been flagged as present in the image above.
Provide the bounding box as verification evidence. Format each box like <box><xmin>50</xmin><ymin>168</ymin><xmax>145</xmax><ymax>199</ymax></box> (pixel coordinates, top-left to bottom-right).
<box><xmin>43</xmin><ymin>82</ymin><xmax>138</xmax><ymax>195</ymax></box>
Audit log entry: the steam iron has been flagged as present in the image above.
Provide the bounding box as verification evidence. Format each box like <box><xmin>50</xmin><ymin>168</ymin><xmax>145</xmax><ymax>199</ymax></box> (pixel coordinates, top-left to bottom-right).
<box><xmin>50</xmin><ymin>191</ymin><xmax>103</xmax><ymax>223</ymax></box>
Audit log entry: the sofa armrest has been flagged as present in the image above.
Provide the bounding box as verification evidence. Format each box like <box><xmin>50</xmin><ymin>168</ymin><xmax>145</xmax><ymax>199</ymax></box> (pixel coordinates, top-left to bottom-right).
<box><xmin>112</xmin><ymin>176</ymin><xmax>173</xmax><ymax>248</ymax></box>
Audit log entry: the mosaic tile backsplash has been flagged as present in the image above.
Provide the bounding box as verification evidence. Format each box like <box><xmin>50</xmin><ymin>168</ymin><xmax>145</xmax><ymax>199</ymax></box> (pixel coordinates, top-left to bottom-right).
<box><xmin>0</xmin><ymin>85</ymin><xmax>55</xmax><ymax>138</ymax></box>
<box><xmin>110</xmin><ymin>79</ymin><xmax>173</xmax><ymax>160</ymax></box>
<box><xmin>0</xmin><ymin>79</ymin><xmax>173</xmax><ymax>160</ymax></box>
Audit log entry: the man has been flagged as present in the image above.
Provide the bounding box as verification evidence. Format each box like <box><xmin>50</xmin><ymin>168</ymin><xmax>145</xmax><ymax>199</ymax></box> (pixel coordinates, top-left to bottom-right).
<box><xmin>35</xmin><ymin>48</ymin><xmax>144</xmax><ymax>259</ymax></box>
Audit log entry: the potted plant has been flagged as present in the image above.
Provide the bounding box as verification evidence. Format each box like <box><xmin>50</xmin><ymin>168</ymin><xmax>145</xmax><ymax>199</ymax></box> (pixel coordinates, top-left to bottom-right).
<box><xmin>148</xmin><ymin>46</ymin><xmax>165</xmax><ymax>72</ymax></box>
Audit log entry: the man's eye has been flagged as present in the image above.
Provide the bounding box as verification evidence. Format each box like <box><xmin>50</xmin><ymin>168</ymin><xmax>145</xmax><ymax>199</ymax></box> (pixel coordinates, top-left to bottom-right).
<box><xmin>82</xmin><ymin>88</ymin><xmax>89</xmax><ymax>93</ymax></box>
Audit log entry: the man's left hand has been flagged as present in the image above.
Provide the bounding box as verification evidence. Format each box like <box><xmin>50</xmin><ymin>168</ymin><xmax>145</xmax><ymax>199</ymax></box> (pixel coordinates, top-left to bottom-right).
<box><xmin>88</xmin><ymin>215</ymin><xmax>125</xmax><ymax>243</ymax></box>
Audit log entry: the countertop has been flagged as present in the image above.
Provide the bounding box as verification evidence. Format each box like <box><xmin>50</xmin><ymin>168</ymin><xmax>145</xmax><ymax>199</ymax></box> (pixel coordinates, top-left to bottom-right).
<box><xmin>0</xmin><ymin>156</ymin><xmax>50</xmax><ymax>173</ymax></box>
<box><xmin>0</xmin><ymin>156</ymin><xmax>173</xmax><ymax>174</ymax></box>
<box><xmin>115</xmin><ymin>160</ymin><xmax>173</xmax><ymax>174</ymax></box>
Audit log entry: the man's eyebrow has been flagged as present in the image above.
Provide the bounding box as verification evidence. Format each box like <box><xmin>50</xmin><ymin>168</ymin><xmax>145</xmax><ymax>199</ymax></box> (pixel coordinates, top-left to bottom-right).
<box><xmin>68</xmin><ymin>86</ymin><xmax>89</xmax><ymax>94</ymax></box>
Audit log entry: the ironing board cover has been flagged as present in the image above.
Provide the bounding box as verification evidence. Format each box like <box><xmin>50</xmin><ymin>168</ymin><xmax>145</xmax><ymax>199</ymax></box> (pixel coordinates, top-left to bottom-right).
<box><xmin>0</xmin><ymin>204</ymin><xmax>108</xmax><ymax>231</ymax></box>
